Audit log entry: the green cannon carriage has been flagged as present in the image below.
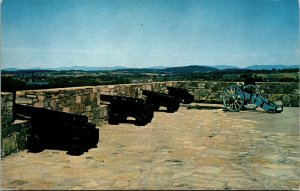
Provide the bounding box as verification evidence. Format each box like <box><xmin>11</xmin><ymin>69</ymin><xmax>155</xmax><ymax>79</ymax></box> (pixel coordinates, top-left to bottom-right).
<box><xmin>222</xmin><ymin>84</ymin><xmax>283</xmax><ymax>113</ymax></box>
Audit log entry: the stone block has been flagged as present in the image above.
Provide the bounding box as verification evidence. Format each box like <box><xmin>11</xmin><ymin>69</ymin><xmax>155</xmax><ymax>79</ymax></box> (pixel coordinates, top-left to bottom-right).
<box><xmin>26</xmin><ymin>94</ymin><xmax>37</xmax><ymax>99</ymax></box>
<box><xmin>2</xmin><ymin>133</ymin><xmax>18</xmax><ymax>157</ymax></box>
<box><xmin>144</xmin><ymin>84</ymin><xmax>152</xmax><ymax>91</ymax></box>
<box><xmin>49</xmin><ymin>99</ymin><xmax>58</xmax><ymax>108</ymax></box>
<box><xmin>97</xmin><ymin>98</ymin><xmax>101</xmax><ymax>106</ymax></box>
<box><xmin>16</xmin><ymin>91</ymin><xmax>25</xmax><ymax>97</ymax></box>
<box><xmin>62</xmin><ymin>107</ymin><xmax>70</xmax><ymax>113</ymax></box>
<box><xmin>37</xmin><ymin>95</ymin><xmax>44</xmax><ymax>102</ymax></box>
<box><xmin>92</xmin><ymin>87</ymin><xmax>98</xmax><ymax>93</ymax></box>
<box><xmin>99</xmin><ymin>86</ymin><xmax>109</xmax><ymax>93</ymax></box>
<box><xmin>1</xmin><ymin>120</ymin><xmax>30</xmax><ymax>157</ymax></box>
<box><xmin>16</xmin><ymin>97</ymin><xmax>33</xmax><ymax>105</ymax></box>
<box><xmin>90</xmin><ymin>93</ymin><xmax>96</xmax><ymax>101</ymax></box>
<box><xmin>70</xmin><ymin>104</ymin><xmax>84</xmax><ymax>114</ymax></box>
<box><xmin>33</xmin><ymin>102</ymin><xmax>44</xmax><ymax>108</ymax></box>
<box><xmin>86</xmin><ymin>106</ymin><xmax>92</xmax><ymax>112</ymax></box>
<box><xmin>282</xmin><ymin>95</ymin><xmax>291</xmax><ymax>107</ymax></box>
<box><xmin>166</xmin><ymin>81</ymin><xmax>175</xmax><ymax>87</ymax></box>
<box><xmin>99</xmin><ymin>105</ymin><xmax>108</xmax><ymax>118</ymax></box>
<box><xmin>6</xmin><ymin>101</ymin><xmax>13</xmax><ymax>108</ymax></box>
<box><xmin>52</xmin><ymin>94</ymin><xmax>60</xmax><ymax>99</ymax></box>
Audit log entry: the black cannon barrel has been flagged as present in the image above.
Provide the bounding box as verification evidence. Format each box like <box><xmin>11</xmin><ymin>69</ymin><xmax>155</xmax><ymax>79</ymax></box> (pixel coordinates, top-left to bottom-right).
<box><xmin>100</xmin><ymin>94</ymin><xmax>145</xmax><ymax>104</ymax></box>
<box><xmin>142</xmin><ymin>90</ymin><xmax>178</xmax><ymax>99</ymax></box>
<box><xmin>100</xmin><ymin>94</ymin><xmax>154</xmax><ymax>126</ymax></box>
<box><xmin>14</xmin><ymin>104</ymin><xmax>89</xmax><ymax>126</ymax></box>
<box><xmin>167</xmin><ymin>86</ymin><xmax>194</xmax><ymax>104</ymax></box>
<box><xmin>142</xmin><ymin>90</ymin><xmax>181</xmax><ymax>112</ymax></box>
<box><xmin>167</xmin><ymin>86</ymin><xmax>189</xmax><ymax>93</ymax></box>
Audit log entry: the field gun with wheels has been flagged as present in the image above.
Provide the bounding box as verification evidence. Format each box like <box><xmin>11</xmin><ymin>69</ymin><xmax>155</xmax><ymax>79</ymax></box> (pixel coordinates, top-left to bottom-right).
<box><xmin>167</xmin><ymin>86</ymin><xmax>194</xmax><ymax>104</ymax></box>
<box><xmin>142</xmin><ymin>90</ymin><xmax>181</xmax><ymax>113</ymax></box>
<box><xmin>222</xmin><ymin>84</ymin><xmax>283</xmax><ymax>113</ymax></box>
<box><xmin>14</xmin><ymin>104</ymin><xmax>99</xmax><ymax>156</ymax></box>
<box><xmin>100</xmin><ymin>94</ymin><xmax>154</xmax><ymax>126</ymax></box>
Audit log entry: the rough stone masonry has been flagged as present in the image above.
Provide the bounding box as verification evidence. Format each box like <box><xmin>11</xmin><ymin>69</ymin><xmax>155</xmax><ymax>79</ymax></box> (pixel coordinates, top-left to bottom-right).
<box><xmin>1</xmin><ymin>81</ymin><xmax>299</xmax><ymax>157</ymax></box>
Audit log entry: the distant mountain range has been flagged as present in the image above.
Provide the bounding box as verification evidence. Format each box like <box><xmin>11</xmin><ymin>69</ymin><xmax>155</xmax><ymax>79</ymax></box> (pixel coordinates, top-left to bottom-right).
<box><xmin>2</xmin><ymin>66</ymin><xmax>128</xmax><ymax>72</ymax></box>
<box><xmin>210</xmin><ymin>64</ymin><xmax>299</xmax><ymax>70</ymax></box>
<box><xmin>212</xmin><ymin>65</ymin><xmax>240</xmax><ymax>70</ymax></box>
<box><xmin>52</xmin><ymin>66</ymin><xmax>128</xmax><ymax>71</ymax></box>
<box><xmin>244</xmin><ymin>65</ymin><xmax>299</xmax><ymax>70</ymax></box>
<box><xmin>162</xmin><ymin>65</ymin><xmax>218</xmax><ymax>73</ymax></box>
<box><xmin>2</xmin><ymin>64</ymin><xmax>298</xmax><ymax>72</ymax></box>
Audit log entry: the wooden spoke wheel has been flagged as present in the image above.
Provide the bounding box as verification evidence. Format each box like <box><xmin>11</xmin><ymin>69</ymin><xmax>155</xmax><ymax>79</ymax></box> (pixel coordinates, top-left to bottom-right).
<box><xmin>243</xmin><ymin>84</ymin><xmax>261</xmax><ymax>110</ymax></box>
<box><xmin>222</xmin><ymin>85</ymin><xmax>245</xmax><ymax>112</ymax></box>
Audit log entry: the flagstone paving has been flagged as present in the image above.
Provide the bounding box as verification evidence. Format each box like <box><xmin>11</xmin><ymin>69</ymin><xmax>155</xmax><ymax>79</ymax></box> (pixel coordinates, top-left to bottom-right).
<box><xmin>1</xmin><ymin>105</ymin><xmax>299</xmax><ymax>190</ymax></box>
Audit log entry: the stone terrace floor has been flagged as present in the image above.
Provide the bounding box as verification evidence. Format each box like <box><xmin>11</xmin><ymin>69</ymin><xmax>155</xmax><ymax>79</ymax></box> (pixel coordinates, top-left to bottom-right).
<box><xmin>1</xmin><ymin>104</ymin><xmax>299</xmax><ymax>190</ymax></box>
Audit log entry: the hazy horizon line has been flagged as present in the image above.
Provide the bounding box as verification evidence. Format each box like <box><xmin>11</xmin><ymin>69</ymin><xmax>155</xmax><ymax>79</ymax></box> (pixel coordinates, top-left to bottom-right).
<box><xmin>2</xmin><ymin>63</ymin><xmax>299</xmax><ymax>70</ymax></box>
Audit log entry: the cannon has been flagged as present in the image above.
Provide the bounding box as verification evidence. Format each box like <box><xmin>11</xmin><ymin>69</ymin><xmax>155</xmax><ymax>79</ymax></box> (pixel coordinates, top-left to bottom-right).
<box><xmin>14</xmin><ymin>104</ymin><xmax>99</xmax><ymax>156</ymax></box>
<box><xmin>142</xmin><ymin>90</ymin><xmax>180</xmax><ymax>113</ymax></box>
<box><xmin>100</xmin><ymin>94</ymin><xmax>154</xmax><ymax>126</ymax></box>
<box><xmin>222</xmin><ymin>84</ymin><xmax>283</xmax><ymax>113</ymax></box>
<box><xmin>167</xmin><ymin>86</ymin><xmax>194</xmax><ymax>104</ymax></box>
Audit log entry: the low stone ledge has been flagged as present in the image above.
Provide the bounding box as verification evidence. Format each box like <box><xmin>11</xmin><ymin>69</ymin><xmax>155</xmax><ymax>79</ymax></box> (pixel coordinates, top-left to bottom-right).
<box><xmin>266</xmin><ymin>94</ymin><xmax>299</xmax><ymax>107</ymax></box>
<box><xmin>1</xmin><ymin>92</ymin><xmax>14</xmax><ymax>126</ymax></box>
<box><xmin>1</xmin><ymin>120</ymin><xmax>30</xmax><ymax>158</ymax></box>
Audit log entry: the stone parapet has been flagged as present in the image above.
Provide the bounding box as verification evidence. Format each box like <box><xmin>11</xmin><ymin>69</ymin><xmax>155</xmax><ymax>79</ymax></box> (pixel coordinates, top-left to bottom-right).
<box><xmin>1</xmin><ymin>81</ymin><xmax>299</xmax><ymax>157</ymax></box>
<box><xmin>14</xmin><ymin>81</ymin><xmax>300</xmax><ymax>125</ymax></box>
<box><xmin>255</xmin><ymin>82</ymin><xmax>299</xmax><ymax>107</ymax></box>
<box><xmin>1</xmin><ymin>92</ymin><xmax>14</xmax><ymax>127</ymax></box>
<box><xmin>15</xmin><ymin>86</ymin><xmax>104</xmax><ymax>125</ymax></box>
<box><xmin>1</xmin><ymin>92</ymin><xmax>31</xmax><ymax>157</ymax></box>
<box><xmin>1</xmin><ymin>120</ymin><xmax>30</xmax><ymax>157</ymax></box>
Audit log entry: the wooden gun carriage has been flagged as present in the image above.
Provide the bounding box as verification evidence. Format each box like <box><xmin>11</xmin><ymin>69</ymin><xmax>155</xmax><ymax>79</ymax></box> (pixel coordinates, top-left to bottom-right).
<box><xmin>222</xmin><ymin>84</ymin><xmax>283</xmax><ymax>113</ymax></box>
<box><xmin>167</xmin><ymin>86</ymin><xmax>194</xmax><ymax>104</ymax></box>
<box><xmin>142</xmin><ymin>90</ymin><xmax>180</xmax><ymax>113</ymax></box>
<box><xmin>14</xmin><ymin>104</ymin><xmax>99</xmax><ymax>156</ymax></box>
<box><xmin>100</xmin><ymin>94</ymin><xmax>154</xmax><ymax>126</ymax></box>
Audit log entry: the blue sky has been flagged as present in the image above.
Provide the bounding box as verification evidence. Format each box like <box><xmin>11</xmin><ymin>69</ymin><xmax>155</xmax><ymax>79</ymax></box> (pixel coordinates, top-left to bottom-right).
<box><xmin>1</xmin><ymin>0</ymin><xmax>299</xmax><ymax>69</ymax></box>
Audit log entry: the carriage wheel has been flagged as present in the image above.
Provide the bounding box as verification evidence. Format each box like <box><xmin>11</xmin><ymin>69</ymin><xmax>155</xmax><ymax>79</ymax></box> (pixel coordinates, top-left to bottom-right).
<box><xmin>135</xmin><ymin>114</ymin><xmax>148</xmax><ymax>126</ymax></box>
<box><xmin>26</xmin><ymin>134</ymin><xmax>44</xmax><ymax>153</ymax></box>
<box><xmin>243</xmin><ymin>84</ymin><xmax>261</xmax><ymax>110</ymax></box>
<box><xmin>167</xmin><ymin>102</ymin><xmax>180</xmax><ymax>113</ymax></box>
<box><xmin>108</xmin><ymin>113</ymin><xmax>120</xmax><ymax>125</ymax></box>
<box><xmin>68</xmin><ymin>137</ymin><xmax>84</xmax><ymax>156</ymax></box>
<box><xmin>222</xmin><ymin>85</ymin><xmax>245</xmax><ymax>112</ymax></box>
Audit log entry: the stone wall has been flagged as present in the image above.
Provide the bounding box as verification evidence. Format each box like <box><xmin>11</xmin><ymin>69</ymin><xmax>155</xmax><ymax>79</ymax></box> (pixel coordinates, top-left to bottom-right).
<box><xmin>1</xmin><ymin>92</ymin><xmax>30</xmax><ymax>157</ymax></box>
<box><xmin>14</xmin><ymin>81</ymin><xmax>299</xmax><ymax>126</ymax></box>
<box><xmin>1</xmin><ymin>81</ymin><xmax>299</xmax><ymax>157</ymax></box>
<box><xmin>1</xmin><ymin>92</ymin><xmax>14</xmax><ymax>127</ymax></box>
<box><xmin>15</xmin><ymin>86</ymin><xmax>107</xmax><ymax>126</ymax></box>
<box><xmin>92</xmin><ymin>81</ymin><xmax>244</xmax><ymax>104</ymax></box>
<box><xmin>256</xmin><ymin>82</ymin><xmax>299</xmax><ymax>107</ymax></box>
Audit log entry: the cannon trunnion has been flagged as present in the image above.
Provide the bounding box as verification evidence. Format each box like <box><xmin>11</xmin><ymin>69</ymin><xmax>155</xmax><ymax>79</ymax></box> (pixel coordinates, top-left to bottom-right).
<box><xmin>142</xmin><ymin>90</ymin><xmax>180</xmax><ymax>113</ymax></box>
<box><xmin>14</xmin><ymin>104</ymin><xmax>99</xmax><ymax>156</ymax></box>
<box><xmin>167</xmin><ymin>87</ymin><xmax>194</xmax><ymax>104</ymax></box>
<box><xmin>100</xmin><ymin>94</ymin><xmax>154</xmax><ymax>126</ymax></box>
<box><xmin>222</xmin><ymin>84</ymin><xmax>283</xmax><ymax>113</ymax></box>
